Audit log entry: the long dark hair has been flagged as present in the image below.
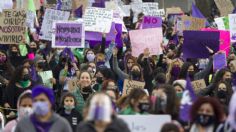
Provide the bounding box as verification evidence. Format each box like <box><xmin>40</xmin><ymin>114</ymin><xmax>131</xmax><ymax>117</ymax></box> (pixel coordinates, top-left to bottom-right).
<box><xmin>0</xmin><ymin>50</ymin><xmax>14</xmax><ymax>77</ymax></box>
<box><xmin>178</xmin><ymin>62</ymin><xmax>194</xmax><ymax>79</ymax></box>
<box><xmin>8</xmin><ymin>66</ymin><xmax>31</xmax><ymax>88</ymax></box>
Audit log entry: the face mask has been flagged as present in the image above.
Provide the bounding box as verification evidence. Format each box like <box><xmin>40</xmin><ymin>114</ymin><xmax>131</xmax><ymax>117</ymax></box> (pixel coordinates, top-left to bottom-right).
<box><xmin>33</xmin><ymin>101</ymin><xmax>50</xmax><ymax>116</ymax></box>
<box><xmin>64</xmin><ymin>105</ymin><xmax>75</xmax><ymax>111</ymax></box>
<box><xmin>96</xmin><ymin>77</ymin><xmax>103</xmax><ymax>84</ymax></box>
<box><xmin>12</xmin><ymin>52</ymin><xmax>18</xmax><ymax>56</ymax></box>
<box><xmin>131</xmin><ymin>70</ymin><xmax>141</xmax><ymax>79</ymax></box>
<box><xmin>196</xmin><ymin>114</ymin><xmax>215</xmax><ymax>127</ymax></box>
<box><xmin>225</xmin><ymin>78</ymin><xmax>232</xmax><ymax>84</ymax></box>
<box><xmin>39</xmin><ymin>44</ymin><xmax>46</xmax><ymax>50</ymax></box>
<box><xmin>96</xmin><ymin>61</ymin><xmax>105</xmax><ymax>67</ymax></box>
<box><xmin>18</xmin><ymin>107</ymin><xmax>33</xmax><ymax>119</ymax></box>
<box><xmin>217</xmin><ymin>90</ymin><xmax>227</xmax><ymax>98</ymax></box>
<box><xmin>22</xmin><ymin>74</ymin><xmax>30</xmax><ymax>81</ymax></box>
<box><xmin>188</xmin><ymin>71</ymin><xmax>195</xmax><ymax>79</ymax></box>
<box><xmin>171</xmin><ymin>66</ymin><xmax>181</xmax><ymax>78</ymax></box>
<box><xmin>0</xmin><ymin>56</ymin><xmax>6</xmax><ymax>63</ymax></box>
<box><xmin>176</xmin><ymin>93</ymin><xmax>183</xmax><ymax>99</ymax></box>
<box><xmin>87</xmin><ymin>54</ymin><xmax>95</xmax><ymax>62</ymax></box>
<box><xmin>138</xmin><ymin>102</ymin><xmax>150</xmax><ymax>113</ymax></box>
<box><xmin>31</xmin><ymin>48</ymin><xmax>37</xmax><ymax>53</ymax></box>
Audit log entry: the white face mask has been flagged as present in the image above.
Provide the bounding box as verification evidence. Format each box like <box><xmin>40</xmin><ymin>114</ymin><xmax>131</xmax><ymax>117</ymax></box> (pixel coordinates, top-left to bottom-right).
<box><xmin>18</xmin><ymin>107</ymin><xmax>33</xmax><ymax>119</ymax></box>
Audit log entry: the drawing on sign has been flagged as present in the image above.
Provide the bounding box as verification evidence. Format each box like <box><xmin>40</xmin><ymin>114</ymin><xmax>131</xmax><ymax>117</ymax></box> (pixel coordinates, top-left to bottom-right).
<box><xmin>123</xmin><ymin>79</ymin><xmax>145</xmax><ymax>95</ymax></box>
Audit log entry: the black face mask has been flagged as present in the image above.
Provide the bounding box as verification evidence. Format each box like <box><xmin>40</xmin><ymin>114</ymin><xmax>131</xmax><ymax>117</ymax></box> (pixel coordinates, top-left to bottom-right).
<box><xmin>188</xmin><ymin>71</ymin><xmax>195</xmax><ymax>80</ymax></box>
<box><xmin>11</xmin><ymin>52</ymin><xmax>18</xmax><ymax>56</ymax></box>
<box><xmin>196</xmin><ymin>114</ymin><xmax>215</xmax><ymax>127</ymax></box>
<box><xmin>225</xmin><ymin>78</ymin><xmax>232</xmax><ymax>84</ymax></box>
<box><xmin>22</xmin><ymin>74</ymin><xmax>30</xmax><ymax>81</ymax></box>
<box><xmin>217</xmin><ymin>90</ymin><xmax>227</xmax><ymax>99</ymax></box>
<box><xmin>138</xmin><ymin>102</ymin><xmax>150</xmax><ymax>113</ymax></box>
<box><xmin>31</xmin><ymin>48</ymin><xmax>37</xmax><ymax>53</ymax></box>
<box><xmin>131</xmin><ymin>70</ymin><xmax>141</xmax><ymax>79</ymax></box>
<box><xmin>96</xmin><ymin>77</ymin><xmax>103</xmax><ymax>84</ymax></box>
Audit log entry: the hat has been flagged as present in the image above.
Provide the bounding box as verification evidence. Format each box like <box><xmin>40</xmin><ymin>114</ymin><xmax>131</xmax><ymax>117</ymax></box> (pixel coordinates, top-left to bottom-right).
<box><xmin>32</xmin><ymin>85</ymin><xmax>55</xmax><ymax>105</ymax></box>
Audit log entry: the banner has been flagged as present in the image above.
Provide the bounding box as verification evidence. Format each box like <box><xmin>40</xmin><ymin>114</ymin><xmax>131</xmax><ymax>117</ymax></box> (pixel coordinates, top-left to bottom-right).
<box><xmin>214</xmin><ymin>17</ymin><xmax>226</xmax><ymax>30</ymax></box>
<box><xmin>141</xmin><ymin>16</ymin><xmax>162</xmax><ymax>29</ymax></box>
<box><xmin>39</xmin><ymin>9</ymin><xmax>70</xmax><ymax>41</ymax></box>
<box><xmin>122</xmin><ymin>79</ymin><xmax>145</xmax><ymax>96</ymax></box>
<box><xmin>0</xmin><ymin>9</ymin><xmax>27</xmax><ymax>44</ymax></box>
<box><xmin>129</xmin><ymin>28</ymin><xmax>163</xmax><ymax>57</ymax></box>
<box><xmin>118</xmin><ymin>115</ymin><xmax>171</xmax><ymax>132</ymax></box>
<box><xmin>181</xmin><ymin>16</ymin><xmax>206</xmax><ymax>31</ymax></box>
<box><xmin>52</xmin><ymin>21</ymin><xmax>85</xmax><ymax>48</ymax></box>
<box><xmin>214</xmin><ymin>0</ymin><xmax>234</xmax><ymax>17</ymax></box>
<box><xmin>83</xmin><ymin>7</ymin><xmax>113</xmax><ymax>33</ymax></box>
<box><xmin>229</xmin><ymin>14</ymin><xmax>236</xmax><ymax>42</ymax></box>
<box><xmin>213</xmin><ymin>52</ymin><xmax>227</xmax><ymax>71</ymax></box>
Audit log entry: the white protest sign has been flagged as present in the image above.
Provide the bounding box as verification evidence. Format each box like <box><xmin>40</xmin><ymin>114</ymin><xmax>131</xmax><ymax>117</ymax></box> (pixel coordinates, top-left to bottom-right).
<box><xmin>131</xmin><ymin>2</ymin><xmax>143</xmax><ymax>22</ymax></box>
<box><xmin>26</xmin><ymin>10</ymin><xmax>36</xmax><ymax>28</ymax></box>
<box><xmin>229</xmin><ymin>14</ymin><xmax>236</xmax><ymax>42</ymax></box>
<box><xmin>0</xmin><ymin>1</ymin><xmax>13</xmax><ymax>12</ymax></box>
<box><xmin>142</xmin><ymin>2</ymin><xmax>161</xmax><ymax>16</ymax></box>
<box><xmin>215</xmin><ymin>17</ymin><xmax>226</xmax><ymax>30</ymax></box>
<box><xmin>83</xmin><ymin>7</ymin><xmax>113</xmax><ymax>33</ymax></box>
<box><xmin>38</xmin><ymin>71</ymin><xmax>53</xmax><ymax>88</ymax></box>
<box><xmin>118</xmin><ymin>115</ymin><xmax>171</xmax><ymax>132</ymax></box>
<box><xmin>120</xmin><ymin>5</ymin><xmax>131</xmax><ymax>17</ymax></box>
<box><xmin>39</xmin><ymin>9</ymin><xmax>70</xmax><ymax>41</ymax></box>
<box><xmin>60</xmin><ymin>0</ymin><xmax>72</xmax><ymax>11</ymax></box>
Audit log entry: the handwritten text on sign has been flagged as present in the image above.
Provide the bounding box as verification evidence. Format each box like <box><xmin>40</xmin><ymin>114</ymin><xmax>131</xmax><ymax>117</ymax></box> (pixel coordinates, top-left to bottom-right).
<box><xmin>191</xmin><ymin>79</ymin><xmax>206</xmax><ymax>93</ymax></box>
<box><xmin>229</xmin><ymin>14</ymin><xmax>236</xmax><ymax>42</ymax></box>
<box><xmin>0</xmin><ymin>9</ymin><xmax>26</xmax><ymax>44</ymax></box>
<box><xmin>84</xmin><ymin>7</ymin><xmax>113</xmax><ymax>33</ymax></box>
<box><xmin>123</xmin><ymin>79</ymin><xmax>145</xmax><ymax>96</ymax></box>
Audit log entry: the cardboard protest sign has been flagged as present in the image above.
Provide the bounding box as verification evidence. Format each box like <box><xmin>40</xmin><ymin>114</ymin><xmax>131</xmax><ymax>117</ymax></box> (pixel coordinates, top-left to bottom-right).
<box><xmin>181</xmin><ymin>16</ymin><xmax>206</xmax><ymax>31</ymax></box>
<box><xmin>191</xmin><ymin>79</ymin><xmax>206</xmax><ymax>93</ymax></box>
<box><xmin>118</xmin><ymin>115</ymin><xmax>171</xmax><ymax>132</ymax></box>
<box><xmin>215</xmin><ymin>17</ymin><xmax>226</xmax><ymax>30</ymax></box>
<box><xmin>142</xmin><ymin>16</ymin><xmax>162</xmax><ymax>29</ymax></box>
<box><xmin>38</xmin><ymin>71</ymin><xmax>53</xmax><ymax>88</ymax></box>
<box><xmin>0</xmin><ymin>9</ymin><xmax>27</xmax><ymax>44</ymax></box>
<box><xmin>68</xmin><ymin>78</ymin><xmax>78</xmax><ymax>92</ymax></box>
<box><xmin>129</xmin><ymin>28</ymin><xmax>163</xmax><ymax>57</ymax></box>
<box><xmin>214</xmin><ymin>0</ymin><xmax>234</xmax><ymax>17</ymax></box>
<box><xmin>229</xmin><ymin>14</ymin><xmax>236</xmax><ymax>42</ymax></box>
<box><xmin>26</xmin><ymin>10</ymin><xmax>35</xmax><ymax>28</ymax></box>
<box><xmin>166</xmin><ymin>7</ymin><xmax>183</xmax><ymax>16</ymax></box>
<box><xmin>213</xmin><ymin>52</ymin><xmax>227</xmax><ymax>71</ymax></box>
<box><xmin>83</xmin><ymin>7</ymin><xmax>113</xmax><ymax>33</ymax></box>
<box><xmin>122</xmin><ymin>79</ymin><xmax>145</xmax><ymax>96</ymax></box>
<box><xmin>39</xmin><ymin>9</ymin><xmax>70</xmax><ymax>41</ymax></box>
<box><xmin>201</xmin><ymin>28</ymin><xmax>230</xmax><ymax>56</ymax></box>
<box><xmin>183</xmin><ymin>31</ymin><xmax>220</xmax><ymax>58</ymax></box>
<box><xmin>52</xmin><ymin>21</ymin><xmax>85</xmax><ymax>48</ymax></box>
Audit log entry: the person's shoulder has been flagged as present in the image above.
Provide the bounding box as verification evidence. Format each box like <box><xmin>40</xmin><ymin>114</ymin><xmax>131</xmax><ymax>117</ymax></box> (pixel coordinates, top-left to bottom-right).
<box><xmin>77</xmin><ymin>121</ymin><xmax>95</xmax><ymax>132</ymax></box>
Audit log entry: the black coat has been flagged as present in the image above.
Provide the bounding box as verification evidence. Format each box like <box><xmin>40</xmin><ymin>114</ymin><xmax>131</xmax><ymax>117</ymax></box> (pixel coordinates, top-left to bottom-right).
<box><xmin>58</xmin><ymin>108</ymin><xmax>83</xmax><ymax>132</ymax></box>
<box><xmin>76</xmin><ymin>116</ymin><xmax>130</xmax><ymax>132</ymax></box>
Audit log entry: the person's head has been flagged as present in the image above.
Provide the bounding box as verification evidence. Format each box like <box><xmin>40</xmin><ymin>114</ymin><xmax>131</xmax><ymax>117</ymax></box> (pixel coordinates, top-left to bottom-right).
<box><xmin>102</xmin><ymin>79</ymin><xmax>117</xmax><ymax>91</ymax></box>
<box><xmin>32</xmin><ymin>85</ymin><xmax>55</xmax><ymax>117</ymax></box>
<box><xmin>215</xmin><ymin>81</ymin><xmax>232</xmax><ymax>105</ymax></box>
<box><xmin>23</xmin><ymin>59</ymin><xmax>34</xmax><ymax>69</ymax></box>
<box><xmin>95</xmin><ymin>67</ymin><xmax>114</xmax><ymax>84</ymax></box>
<box><xmin>86</xmin><ymin>93</ymin><xmax>113</xmax><ymax>124</ymax></box>
<box><xmin>160</xmin><ymin>123</ymin><xmax>180</xmax><ymax>132</ymax></box>
<box><xmin>213</xmin><ymin>68</ymin><xmax>232</xmax><ymax>84</ymax></box>
<box><xmin>152</xmin><ymin>72</ymin><xmax>166</xmax><ymax>87</ymax></box>
<box><xmin>78</xmin><ymin>71</ymin><xmax>92</xmax><ymax>88</ymax></box>
<box><xmin>62</xmin><ymin>92</ymin><xmax>76</xmax><ymax>111</ymax></box>
<box><xmin>95</xmin><ymin>53</ymin><xmax>105</xmax><ymax>67</ymax></box>
<box><xmin>17</xmin><ymin>90</ymin><xmax>33</xmax><ymax>119</ymax></box>
<box><xmin>10</xmin><ymin>45</ymin><xmax>20</xmax><ymax>56</ymax></box>
<box><xmin>0</xmin><ymin>50</ymin><xmax>7</xmax><ymax>64</ymax></box>
<box><xmin>106</xmin><ymin>89</ymin><xmax>119</xmax><ymax>103</ymax></box>
<box><xmin>87</xmin><ymin>62</ymin><xmax>96</xmax><ymax>76</ymax></box>
<box><xmin>10</xmin><ymin>66</ymin><xmax>31</xmax><ymax>85</ymax></box>
<box><xmin>173</xmin><ymin>83</ymin><xmax>184</xmax><ymax>99</ymax></box>
<box><xmin>130</xmin><ymin>63</ymin><xmax>143</xmax><ymax>81</ymax></box>
<box><xmin>125</xmin><ymin>55</ymin><xmax>136</xmax><ymax>71</ymax></box>
<box><xmin>85</xmin><ymin>49</ymin><xmax>95</xmax><ymax>62</ymax></box>
<box><xmin>125</xmin><ymin>88</ymin><xmax>149</xmax><ymax>113</ymax></box>
<box><xmin>190</xmin><ymin>97</ymin><xmax>224</xmax><ymax>127</ymax></box>
<box><xmin>178</xmin><ymin>62</ymin><xmax>195</xmax><ymax>80</ymax></box>
<box><xmin>169</xmin><ymin>58</ymin><xmax>183</xmax><ymax>79</ymax></box>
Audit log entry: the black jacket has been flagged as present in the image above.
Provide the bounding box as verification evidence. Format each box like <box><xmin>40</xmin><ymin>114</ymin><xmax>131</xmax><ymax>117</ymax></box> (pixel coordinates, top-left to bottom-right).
<box><xmin>58</xmin><ymin>108</ymin><xmax>83</xmax><ymax>132</ymax></box>
<box><xmin>76</xmin><ymin>116</ymin><xmax>130</xmax><ymax>132</ymax></box>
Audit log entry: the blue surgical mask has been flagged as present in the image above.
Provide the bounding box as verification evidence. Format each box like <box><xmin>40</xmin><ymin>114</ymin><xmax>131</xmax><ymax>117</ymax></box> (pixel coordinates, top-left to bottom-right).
<box><xmin>86</xmin><ymin>54</ymin><xmax>95</xmax><ymax>62</ymax></box>
<box><xmin>33</xmin><ymin>101</ymin><xmax>49</xmax><ymax>116</ymax></box>
<box><xmin>39</xmin><ymin>44</ymin><xmax>46</xmax><ymax>50</ymax></box>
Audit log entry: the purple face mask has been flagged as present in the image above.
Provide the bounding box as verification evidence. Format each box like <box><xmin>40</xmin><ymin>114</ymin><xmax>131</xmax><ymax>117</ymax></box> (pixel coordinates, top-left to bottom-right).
<box><xmin>0</xmin><ymin>56</ymin><xmax>6</xmax><ymax>63</ymax></box>
<box><xmin>171</xmin><ymin>66</ymin><xmax>181</xmax><ymax>78</ymax></box>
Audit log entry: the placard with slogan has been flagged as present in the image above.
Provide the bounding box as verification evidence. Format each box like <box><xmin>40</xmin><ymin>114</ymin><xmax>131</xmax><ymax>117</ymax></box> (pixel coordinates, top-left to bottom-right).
<box><xmin>122</xmin><ymin>79</ymin><xmax>145</xmax><ymax>96</ymax></box>
<box><xmin>52</xmin><ymin>21</ymin><xmax>85</xmax><ymax>48</ymax></box>
<box><xmin>129</xmin><ymin>28</ymin><xmax>163</xmax><ymax>57</ymax></box>
<box><xmin>166</xmin><ymin>7</ymin><xmax>183</xmax><ymax>16</ymax></box>
<box><xmin>214</xmin><ymin>0</ymin><xmax>234</xmax><ymax>17</ymax></box>
<box><xmin>118</xmin><ymin>115</ymin><xmax>171</xmax><ymax>132</ymax></box>
<box><xmin>83</xmin><ymin>7</ymin><xmax>113</xmax><ymax>33</ymax></box>
<box><xmin>141</xmin><ymin>16</ymin><xmax>162</xmax><ymax>29</ymax></box>
<box><xmin>39</xmin><ymin>9</ymin><xmax>70</xmax><ymax>41</ymax></box>
<box><xmin>0</xmin><ymin>9</ymin><xmax>27</xmax><ymax>44</ymax></box>
<box><xmin>191</xmin><ymin>79</ymin><xmax>206</xmax><ymax>93</ymax></box>
<box><xmin>181</xmin><ymin>16</ymin><xmax>206</xmax><ymax>31</ymax></box>
<box><xmin>142</xmin><ymin>2</ymin><xmax>163</xmax><ymax>16</ymax></box>
<box><xmin>229</xmin><ymin>14</ymin><xmax>236</xmax><ymax>42</ymax></box>
<box><xmin>26</xmin><ymin>10</ymin><xmax>35</xmax><ymax>28</ymax></box>
<box><xmin>60</xmin><ymin>0</ymin><xmax>72</xmax><ymax>11</ymax></box>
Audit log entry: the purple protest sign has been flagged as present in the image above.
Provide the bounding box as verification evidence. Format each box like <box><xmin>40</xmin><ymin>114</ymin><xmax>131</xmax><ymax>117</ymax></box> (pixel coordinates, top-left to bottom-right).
<box><xmin>142</xmin><ymin>16</ymin><xmax>162</xmax><ymax>29</ymax></box>
<box><xmin>52</xmin><ymin>21</ymin><xmax>85</xmax><ymax>48</ymax></box>
<box><xmin>183</xmin><ymin>31</ymin><xmax>220</xmax><ymax>58</ymax></box>
<box><xmin>213</xmin><ymin>53</ymin><xmax>227</xmax><ymax>71</ymax></box>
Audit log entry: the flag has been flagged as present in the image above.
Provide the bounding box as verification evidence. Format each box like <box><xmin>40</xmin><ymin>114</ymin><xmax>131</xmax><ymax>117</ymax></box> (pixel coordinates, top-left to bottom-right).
<box><xmin>74</xmin><ymin>6</ymin><xmax>83</xmax><ymax>18</ymax></box>
<box><xmin>56</xmin><ymin>0</ymin><xmax>62</xmax><ymax>10</ymax></box>
<box><xmin>191</xmin><ymin>3</ymin><xmax>210</xmax><ymax>27</ymax></box>
<box><xmin>179</xmin><ymin>77</ymin><xmax>197</xmax><ymax>122</ymax></box>
<box><xmin>28</xmin><ymin>0</ymin><xmax>36</xmax><ymax>12</ymax></box>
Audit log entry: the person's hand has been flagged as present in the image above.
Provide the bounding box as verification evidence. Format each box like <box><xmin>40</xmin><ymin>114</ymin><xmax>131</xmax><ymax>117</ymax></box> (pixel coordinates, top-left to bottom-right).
<box><xmin>72</xmin><ymin>62</ymin><xmax>78</xmax><ymax>70</ymax></box>
<box><xmin>4</xmin><ymin>103</ymin><xmax>10</xmax><ymax>108</ymax></box>
<box><xmin>143</xmin><ymin>48</ymin><xmax>150</xmax><ymax>58</ymax></box>
<box><xmin>205</xmin><ymin>46</ymin><xmax>214</xmax><ymax>54</ymax></box>
<box><xmin>50</xmin><ymin>78</ymin><xmax>56</xmax><ymax>84</ymax></box>
<box><xmin>64</xmin><ymin>63</ymin><xmax>68</xmax><ymax>71</ymax></box>
<box><xmin>112</xmin><ymin>48</ymin><xmax>118</xmax><ymax>56</ymax></box>
<box><xmin>229</xmin><ymin>60</ymin><xmax>236</xmax><ymax>73</ymax></box>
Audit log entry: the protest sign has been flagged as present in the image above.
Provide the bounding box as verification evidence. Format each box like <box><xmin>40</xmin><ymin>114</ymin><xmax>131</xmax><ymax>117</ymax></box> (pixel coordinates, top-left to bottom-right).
<box><xmin>131</xmin><ymin>2</ymin><xmax>143</xmax><ymax>22</ymax></box>
<box><xmin>26</xmin><ymin>10</ymin><xmax>35</xmax><ymax>28</ymax></box>
<box><xmin>142</xmin><ymin>2</ymin><xmax>160</xmax><ymax>16</ymax></box>
<box><xmin>0</xmin><ymin>9</ymin><xmax>27</xmax><ymax>44</ymax></box>
<box><xmin>183</xmin><ymin>31</ymin><xmax>220</xmax><ymax>58</ymax></box>
<box><xmin>38</xmin><ymin>70</ymin><xmax>53</xmax><ymax>88</ymax></box>
<box><xmin>191</xmin><ymin>79</ymin><xmax>206</xmax><ymax>93</ymax></box>
<box><xmin>166</xmin><ymin>7</ymin><xmax>183</xmax><ymax>16</ymax></box>
<box><xmin>39</xmin><ymin>9</ymin><xmax>70</xmax><ymax>41</ymax></box>
<box><xmin>122</xmin><ymin>79</ymin><xmax>145</xmax><ymax>96</ymax></box>
<box><xmin>229</xmin><ymin>14</ymin><xmax>236</xmax><ymax>42</ymax></box>
<box><xmin>68</xmin><ymin>78</ymin><xmax>78</xmax><ymax>92</ymax></box>
<box><xmin>141</xmin><ymin>16</ymin><xmax>162</xmax><ymax>29</ymax></box>
<box><xmin>60</xmin><ymin>0</ymin><xmax>72</xmax><ymax>11</ymax></box>
<box><xmin>223</xmin><ymin>17</ymin><xmax>229</xmax><ymax>29</ymax></box>
<box><xmin>83</xmin><ymin>7</ymin><xmax>113</xmax><ymax>33</ymax></box>
<box><xmin>0</xmin><ymin>1</ymin><xmax>13</xmax><ymax>12</ymax></box>
<box><xmin>201</xmin><ymin>28</ymin><xmax>230</xmax><ymax>56</ymax></box>
<box><xmin>181</xmin><ymin>16</ymin><xmax>206</xmax><ymax>31</ymax></box>
<box><xmin>215</xmin><ymin>17</ymin><xmax>226</xmax><ymax>30</ymax></box>
<box><xmin>105</xmin><ymin>1</ymin><xmax>117</xmax><ymax>10</ymax></box>
<box><xmin>52</xmin><ymin>21</ymin><xmax>85</xmax><ymax>48</ymax></box>
<box><xmin>120</xmin><ymin>5</ymin><xmax>131</xmax><ymax>17</ymax></box>
<box><xmin>118</xmin><ymin>115</ymin><xmax>171</xmax><ymax>132</ymax></box>
<box><xmin>213</xmin><ymin>52</ymin><xmax>227</xmax><ymax>71</ymax></box>
<box><xmin>214</xmin><ymin>0</ymin><xmax>234</xmax><ymax>17</ymax></box>
<box><xmin>129</xmin><ymin>28</ymin><xmax>163</xmax><ymax>57</ymax></box>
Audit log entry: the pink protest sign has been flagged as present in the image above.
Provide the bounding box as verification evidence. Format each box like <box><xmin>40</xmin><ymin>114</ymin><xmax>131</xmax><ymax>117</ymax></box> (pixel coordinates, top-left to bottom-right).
<box><xmin>129</xmin><ymin>28</ymin><xmax>163</xmax><ymax>57</ymax></box>
<box><xmin>141</xmin><ymin>16</ymin><xmax>162</xmax><ymax>29</ymax></box>
<box><xmin>201</xmin><ymin>28</ymin><xmax>230</xmax><ymax>56</ymax></box>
